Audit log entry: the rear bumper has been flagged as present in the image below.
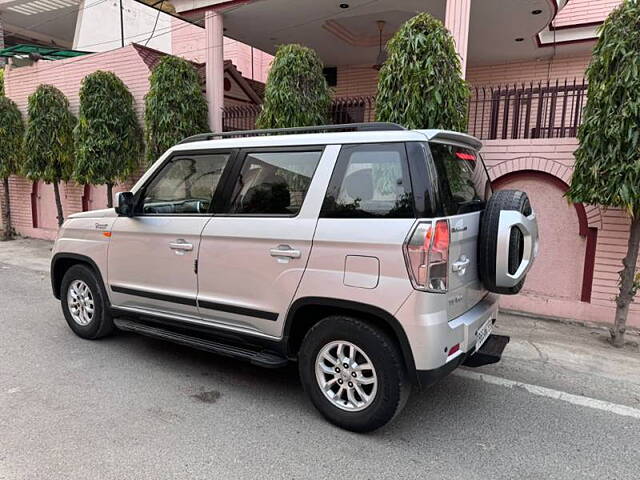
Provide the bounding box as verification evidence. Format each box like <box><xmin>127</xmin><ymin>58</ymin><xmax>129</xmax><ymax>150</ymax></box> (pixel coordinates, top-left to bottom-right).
<box><xmin>395</xmin><ymin>292</ymin><xmax>500</xmax><ymax>371</ymax></box>
<box><xmin>416</xmin><ymin>333</ymin><xmax>510</xmax><ymax>389</ymax></box>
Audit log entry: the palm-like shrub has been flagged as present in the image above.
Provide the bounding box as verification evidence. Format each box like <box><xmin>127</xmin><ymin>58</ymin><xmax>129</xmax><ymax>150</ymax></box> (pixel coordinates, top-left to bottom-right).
<box><xmin>22</xmin><ymin>85</ymin><xmax>75</xmax><ymax>226</ymax></box>
<box><xmin>74</xmin><ymin>71</ymin><xmax>143</xmax><ymax>207</ymax></box>
<box><xmin>567</xmin><ymin>0</ymin><xmax>640</xmax><ymax>347</ymax></box>
<box><xmin>0</xmin><ymin>96</ymin><xmax>24</xmax><ymax>239</ymax></box>
<box><xmin>256</xmin><ymin>44</ymin><xmax>331</xmax><ymax>129</ymax></box>
<box><xmin>376</xmin><ymin>13</ymin><xmax>469</xmax><ymax>130</ymax></box>
<box><xmin>144</xmin><ymin>56</ymin><xmax>209</xmax><ymax>162</ymax></box>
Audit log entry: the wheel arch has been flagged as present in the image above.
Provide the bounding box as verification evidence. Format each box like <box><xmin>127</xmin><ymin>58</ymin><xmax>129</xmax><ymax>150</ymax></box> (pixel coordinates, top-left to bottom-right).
<box><xmin>283</xmin><ymin>297</ymin><xmax>417</xmax><ymax>384</ymax></box>
<box><xmin>51</xmin><ymin>253</ymin><xmax>107</xmax><ymax>300</ymax></box>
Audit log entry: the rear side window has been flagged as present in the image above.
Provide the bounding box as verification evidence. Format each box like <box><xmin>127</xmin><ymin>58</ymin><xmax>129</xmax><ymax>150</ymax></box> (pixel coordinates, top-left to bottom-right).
<box><xmin>428</xmin><ymin>143</ymin><xmax>491</xmax><ymax>215</ymax></box>
<box><xmin>321</xmin><ymin>143</ymin><xmax>414</xmax><ymax>218</ymax></box>
<box><xmin>226</xmin><ymin>150</ymin><xmax>322</xmax><ymax>215</ymax></box>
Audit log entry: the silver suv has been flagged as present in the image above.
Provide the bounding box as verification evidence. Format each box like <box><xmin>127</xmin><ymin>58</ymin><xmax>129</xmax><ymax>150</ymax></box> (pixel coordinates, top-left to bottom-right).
<box><xmin>51</xmin><ymin>123</ymin><xmax>538</xmax><ymax>432</ymax></box>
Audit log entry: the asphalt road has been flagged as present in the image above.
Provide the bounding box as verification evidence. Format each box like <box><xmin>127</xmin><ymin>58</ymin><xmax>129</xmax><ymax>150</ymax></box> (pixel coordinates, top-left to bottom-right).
<box><xmin>1</xmin><ymin>261</ymin><xmax>639</xmax><ymax>479</ymax></box>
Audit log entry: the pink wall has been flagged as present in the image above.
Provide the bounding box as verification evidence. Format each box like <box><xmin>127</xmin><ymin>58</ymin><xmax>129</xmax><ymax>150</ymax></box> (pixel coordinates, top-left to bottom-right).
<box><xmin>554</xmin><ymin>0</ymin><xmax>621</xmax><ymax>27</ymax></box>
<box><xmin>2</xmin><ymin>45</ymin><xmax>151</xmax><ymax>239</ymax></box>
<box><xmin>466</xmin><ymin>54</ymin><xmax>592</xmax><ymax>86</ymax></box>
<box><xmin>170</xmin><ymin>17</ymin><xmax>272</xmax><ymax>82</ymax></box>
<box><xmin>482</xmin><ymin>138</ymin><xmax>639</xmax><ymax>328</ymax></box>
<box><xmin>4</xmin><ymin>45</ymin><xmax>152</xmax><ymax>118</ymax></box>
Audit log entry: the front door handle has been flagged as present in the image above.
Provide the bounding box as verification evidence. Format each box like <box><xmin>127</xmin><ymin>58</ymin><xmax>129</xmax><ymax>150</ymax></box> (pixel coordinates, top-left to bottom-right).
<box><xmin>270</xmin><ymin>245</ymin><xmax>301</xmax><ymax>259</ymax></box>
<box><xmin>169</xmin><ymin>239</ymin><xmax>194</xmax><ymax>251</ymax></box>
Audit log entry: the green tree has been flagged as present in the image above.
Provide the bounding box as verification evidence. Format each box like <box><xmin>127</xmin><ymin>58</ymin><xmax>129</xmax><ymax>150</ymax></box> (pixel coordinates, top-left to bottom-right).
<box><xmin>74</xmin><ymin>71</ymin><xmax>143</xmax><ymax>207</ymax></box>
<box><xmin>144</xmin><ymin>56</ymin><xmax>209</xmax><ymax>162</ymax></box>
<box><xmin>256</xmin><ymin>44</ymin><xmax>331</xmax><ymax>129</ymax></box>
<box><xmin>567</xmin><ymin>0</ymin><xmax>640</xmax><ymax>347</ymax></box>
<box><xmin>0</xmin><ymin>96</ymin><xmax>24</xmax><ymax>240</ymax></box>
<box><xmin>375</xmin><ymin>13</ymin><xmax>469</xmax><ymax>130</ymax></box>
<box><xmin>22</xmin><ymin>85</ymin><xmax>75</xmax><ymax>227</ymax></box>
<box><xmin>0</xmin><ymin>69</ymin><xmax>4</xmax><ymax>96</ymax></box>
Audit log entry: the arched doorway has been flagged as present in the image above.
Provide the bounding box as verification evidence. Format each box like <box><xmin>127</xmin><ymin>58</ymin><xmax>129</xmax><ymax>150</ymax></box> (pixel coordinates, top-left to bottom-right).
<box><xmin>492</xmin><ymin>171</ymin><xmax>595</xmax><ymax>303</ymax></box>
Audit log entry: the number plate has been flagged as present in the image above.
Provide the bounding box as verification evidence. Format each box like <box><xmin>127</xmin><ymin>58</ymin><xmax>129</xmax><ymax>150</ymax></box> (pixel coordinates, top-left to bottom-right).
<box><xmin>475</xmin><ymin>319</ymin><xmax>493</xmax><ymax>353</ymax></box>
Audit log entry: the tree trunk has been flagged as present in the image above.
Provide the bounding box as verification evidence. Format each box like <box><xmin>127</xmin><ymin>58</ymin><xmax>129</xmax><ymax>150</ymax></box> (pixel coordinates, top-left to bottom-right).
<box><xmin>106</xmin><ymin>183</ymin><xmax>113</xmax><ymax>208</ymax></box>
<box><xmin>53</xmin><ymin>181</ymin><xmax>64</xmax><ymax>227</ymax></box>
<box><xmin>2</xmin><ymin>176</ymin><xmax>11</xmax><ymax>240</ymax></box>
<box><xmin>611</xmin><ymin>207</ymin><xmax>640</xmax><ymax>347</ymax></box>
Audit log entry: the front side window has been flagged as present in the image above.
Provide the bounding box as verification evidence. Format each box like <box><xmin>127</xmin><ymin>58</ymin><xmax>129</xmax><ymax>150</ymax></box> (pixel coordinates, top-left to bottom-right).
<box><xmin>428</xmin><ymin>143</ymin><xmax>491</xmax><ymax>215</ymax></box>
<box><xmin>226</xmin><ymin>150</ymin><xmax>322</xmax><ymax>215</ymax></box>
<box><xmin>321</xmin><ymin>143</ymin><xmax>414</xmax><ymax>218</ymax></box>
<box><xmin>142</xmin><ymin>153</ymin><xmax>231</xmax><ymax>214</ymax></box>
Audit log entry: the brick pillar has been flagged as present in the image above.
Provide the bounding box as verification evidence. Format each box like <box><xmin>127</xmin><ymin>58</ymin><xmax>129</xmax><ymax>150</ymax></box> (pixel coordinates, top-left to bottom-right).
<box><xmin>205</xmin><ymin>9</ymin><xmax>224</xmax><ymax>132</ymax></box>
<box><xmin>445</xmin><ymin>0</ymin><xmax>471</xmax><ymax>79</ymax></box>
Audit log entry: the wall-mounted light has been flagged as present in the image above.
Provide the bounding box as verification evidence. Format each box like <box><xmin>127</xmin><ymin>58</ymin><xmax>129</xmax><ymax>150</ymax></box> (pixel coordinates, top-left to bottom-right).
<box><xmin>532</xmin><ymin>9</ymin><xmax>542</xmax><ymax>15</ymax></box>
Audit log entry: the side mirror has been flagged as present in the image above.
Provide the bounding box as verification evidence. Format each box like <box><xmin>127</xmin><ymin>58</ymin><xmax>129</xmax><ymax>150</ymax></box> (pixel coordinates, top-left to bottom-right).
<box><xmin>115</xmin><ymin>192</ymin><xmax>135</xmax><ymax>217</ymax></box>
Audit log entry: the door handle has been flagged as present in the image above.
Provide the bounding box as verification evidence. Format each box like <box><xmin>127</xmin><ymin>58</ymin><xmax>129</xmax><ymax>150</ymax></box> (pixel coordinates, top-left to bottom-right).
<box><xmin>270</xmin><ymin>245</ymin><xmax>301</xmax><ymax>259</ymax></box>
<box><xmin>169</xmin><ymin>239</ymin><xmax>194</xmax><ymax>251</ymax></box>
<box><xmin>452</xmin><ymin>255</ymin><xmax>471</xmax><ymax>274</ymax></box>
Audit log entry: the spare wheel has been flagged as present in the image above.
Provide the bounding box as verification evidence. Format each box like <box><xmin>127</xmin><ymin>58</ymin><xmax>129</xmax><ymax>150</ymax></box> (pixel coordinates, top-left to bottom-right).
<box><xmin>478</xmin><ymin>189</ymin><xmax>538</xmax><ymax>295</ymax></box>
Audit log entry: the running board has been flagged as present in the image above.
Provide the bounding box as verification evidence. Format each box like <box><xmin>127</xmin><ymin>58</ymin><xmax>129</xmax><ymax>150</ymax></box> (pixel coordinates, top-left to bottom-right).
<box><xmin>463</xmin><ymin>334</ymin><xmax>510</xmax><ymax>368</ymax></box>
<box><xmin>114</xmin><ymin>318</ymin><xmax>288</xmax><ymax>368</ymax></box>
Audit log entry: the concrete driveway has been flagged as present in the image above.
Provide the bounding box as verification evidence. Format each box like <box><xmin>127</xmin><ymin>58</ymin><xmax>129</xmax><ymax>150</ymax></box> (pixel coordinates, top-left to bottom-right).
<box><xmin>1</xmin><ymin>243</ymin><xmax>640</xmax><ymax>479</ymax></box>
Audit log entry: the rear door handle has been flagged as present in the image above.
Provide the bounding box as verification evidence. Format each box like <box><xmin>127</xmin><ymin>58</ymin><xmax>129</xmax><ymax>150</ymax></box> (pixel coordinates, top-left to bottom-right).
<box><xmin>270</xmin><ymin>245</ymin><xmax>301</xmax><ymax>259</ymax></box>
<box><xmin>169</xmin><ymin>239</ymin><xmax>194</xmax><ymax>251</ymax></box>
<box><xmin>452</xmin><ymin>255</ymin><xmax>471</xmax><ymax>274</ymax></box>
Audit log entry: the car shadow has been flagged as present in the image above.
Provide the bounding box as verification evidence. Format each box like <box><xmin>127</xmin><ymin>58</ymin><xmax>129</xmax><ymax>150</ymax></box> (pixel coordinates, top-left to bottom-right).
<box><xmin>104</xmin><ymin>330</ymin><xmax>498</xmax><ymax>439</ymax></box>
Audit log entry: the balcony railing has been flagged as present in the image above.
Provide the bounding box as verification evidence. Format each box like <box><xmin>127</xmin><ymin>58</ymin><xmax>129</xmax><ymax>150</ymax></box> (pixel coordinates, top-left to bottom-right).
<box><xmin>223</xmin><ymin>96</ymin><xmax>377</xmax><ymax>132</ymax></box>
<box><xmin>222</xmin><ymin>79</ymin><xmax>587</xmax><ymax>140</ymax></box>
<box><xmin>467</xmin><ymin>79</ymin><xmax>588</xmax><ymax>140</ymax></box>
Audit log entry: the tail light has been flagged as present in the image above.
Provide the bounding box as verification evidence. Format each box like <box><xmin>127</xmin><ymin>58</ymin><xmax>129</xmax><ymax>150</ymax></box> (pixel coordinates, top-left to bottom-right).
<box><xmin>404</xmin><ymin>220</ymin><xmax>450</xmax><ymax>293</ymax></box>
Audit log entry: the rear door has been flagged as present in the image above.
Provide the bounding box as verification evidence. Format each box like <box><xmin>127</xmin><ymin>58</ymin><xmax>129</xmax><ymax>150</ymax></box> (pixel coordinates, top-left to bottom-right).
<box><xmin>427</xmin><ymin>142</ymin><xmax>491</xmax><ymax>319</ymax></box>
<box><xmin>196</xmin><ymin>146</ymin><xmax>336</xmax><ymax>338</ymax></box>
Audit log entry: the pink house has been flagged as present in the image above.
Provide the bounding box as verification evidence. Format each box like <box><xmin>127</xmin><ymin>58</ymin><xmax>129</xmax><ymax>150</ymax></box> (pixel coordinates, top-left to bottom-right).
<box><xmin>0</xmin><ymin>0</ymin><xmax>638</xmax><ymax>329</ymax></box>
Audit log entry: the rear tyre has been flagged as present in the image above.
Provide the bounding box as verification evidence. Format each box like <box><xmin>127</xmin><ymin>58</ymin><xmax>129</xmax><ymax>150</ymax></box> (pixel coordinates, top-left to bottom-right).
<box><xmin>478</xmin><ymin>189</ymin><xmax>532</xmax><ymax>295</ymax></box>
<box><xmin>298</xmin><ymin>316</ymin><xmax>410</xmax><ymax>432</ymax></box>
<box><xmin>61</xmin><ymin>264</ymin><xmax>114</xmax><ymax>339</ymax></box>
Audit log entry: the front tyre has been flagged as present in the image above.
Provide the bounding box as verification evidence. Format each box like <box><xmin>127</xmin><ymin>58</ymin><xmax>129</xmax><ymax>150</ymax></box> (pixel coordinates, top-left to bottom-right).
<box><xmin>298</xmin><ymin>316</ymin><xmax>410</xmax><ymax>432</ymax></box>
<box><xmin>61</xmin><ymin>264</ymin><xmax>114</xmax><ymax>339</ymax></box>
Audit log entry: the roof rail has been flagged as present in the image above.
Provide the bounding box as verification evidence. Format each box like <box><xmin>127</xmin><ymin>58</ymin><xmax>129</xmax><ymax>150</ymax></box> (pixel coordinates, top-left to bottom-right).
<box><xmin>177</xmin><ymin>122</ymin><xmax>406</xmax><ymax>144</ymax></box>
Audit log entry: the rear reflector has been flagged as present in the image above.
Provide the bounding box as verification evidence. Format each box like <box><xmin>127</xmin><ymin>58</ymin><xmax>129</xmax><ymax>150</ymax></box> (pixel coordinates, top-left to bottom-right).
<box><xmin>448</xmin><ymin>343</ymin><xmax>460</xmax><ymax>357</ymax></box>
<box><xmin>404</xmin><ymin>219</ymin><xmax>450</xmax><ymax>293</ymax></box>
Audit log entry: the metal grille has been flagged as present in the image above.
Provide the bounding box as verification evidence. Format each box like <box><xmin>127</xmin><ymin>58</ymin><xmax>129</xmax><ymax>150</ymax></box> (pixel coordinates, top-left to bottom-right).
<box><xmin>467</xmin><ymin>79</ymin><xmax>588</xmax><ymax>140</ymax></box>
<box><xmin>223</xmin><ymin>80</ymin><xmax>588</xmax><ymax>140</ymax></box>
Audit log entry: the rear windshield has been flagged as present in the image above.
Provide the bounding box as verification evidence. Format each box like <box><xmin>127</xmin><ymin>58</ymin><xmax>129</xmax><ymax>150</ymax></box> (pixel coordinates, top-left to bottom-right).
<box><xmin>429</xmin><ymin>142</ymin><xmax>491</xmax><ymax>215</ymax></box>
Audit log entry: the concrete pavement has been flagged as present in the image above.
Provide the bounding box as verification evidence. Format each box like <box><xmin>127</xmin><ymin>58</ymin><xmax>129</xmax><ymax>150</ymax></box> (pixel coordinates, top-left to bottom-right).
<box><xmin>1</xmin><ymin>239</ymin><xmax>640</xmax><ymax>479</ymax></box>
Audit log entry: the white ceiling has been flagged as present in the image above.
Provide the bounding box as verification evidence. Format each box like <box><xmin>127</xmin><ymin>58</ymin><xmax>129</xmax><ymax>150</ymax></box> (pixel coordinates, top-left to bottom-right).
<box><xmin>0</xmin><ymin>0</ymin><xmax>81</xmax><ymax>47</ymax></box>
<box><xmin>176</xmin><ymin>0</ymin><xmax>596</xmax><ymax>67</ymax></box>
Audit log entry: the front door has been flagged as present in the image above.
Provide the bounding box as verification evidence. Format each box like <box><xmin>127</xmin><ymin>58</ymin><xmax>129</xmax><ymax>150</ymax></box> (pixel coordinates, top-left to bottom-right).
<box><xmin>108</xmin><ymin>151</ymin><xmax>233</xmax><ymax>319</ymax></box>
<box><xmin>196</xmin><ymin>146</ymin><xmax>330</xmax><ymax>338</ymax></box>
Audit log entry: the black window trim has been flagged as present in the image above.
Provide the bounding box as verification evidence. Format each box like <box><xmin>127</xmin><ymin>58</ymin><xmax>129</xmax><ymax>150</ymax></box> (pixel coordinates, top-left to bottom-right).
<box><xmin>133</xmin><ymin>148</ymin><xmax>239</xmax><ymax>217</ymax></box>
<box><xmin>215</xmin><ymin>144</ymin><xmax>326</xmax><ymax>218</ymax></box>
<box><xmin>319</xmin><ymin>142</ymin><xmax>416</xmax><ymax>219</ymax></box>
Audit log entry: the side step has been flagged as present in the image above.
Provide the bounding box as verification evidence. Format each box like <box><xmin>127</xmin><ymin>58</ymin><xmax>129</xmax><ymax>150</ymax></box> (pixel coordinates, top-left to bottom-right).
<box><xmin>463</xmin><ymin>334</ymin><xmax>510</xmax><ymax>368</ymax></box>
<box><xmin>114</xmin><ymin>318</ymin><xmax>288</xmax><ymax>368</ymax></box>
